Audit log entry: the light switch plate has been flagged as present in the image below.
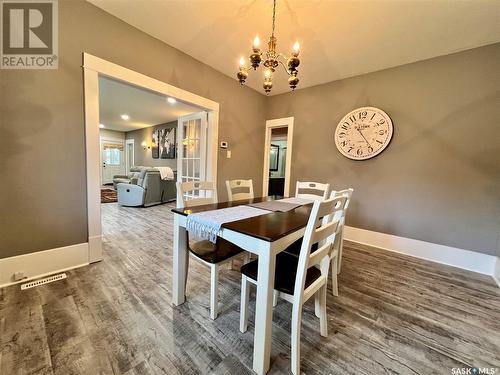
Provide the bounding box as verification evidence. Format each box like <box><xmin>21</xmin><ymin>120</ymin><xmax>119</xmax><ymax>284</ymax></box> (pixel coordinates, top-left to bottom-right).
<box><xmin>226</xmin><ymin>150</ymin><xmax>231</xmax><ymax>159</ymax></box>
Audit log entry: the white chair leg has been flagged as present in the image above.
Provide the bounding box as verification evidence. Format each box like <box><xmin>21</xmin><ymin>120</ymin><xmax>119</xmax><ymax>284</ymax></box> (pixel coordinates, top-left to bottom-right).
<box><xmin>210</xmin><ymin>264</ymin><xmax>219</xmax><ymax>320</ymax></box>
<box><xmin>291</xmin><ymin>301</ymin><xmax>303</xmax><ymax>375</ymax></box>
<box><xmin>337</xmin><ymin>229</ymin><xmax>344</xmax><ymax>274</ymax></box>
<box><xmin>314</xmin><ymin>292</ymin><xmax>321</xmax><ymax>318</ymax></box>
<box><xmin>240</xmin><ymin>275</ymin><xmax>250</xmax><ymax>333</ymax></box>
<box><xmin>331</xmin><ymin>257</ymin><xmax>339</xmax><ymax>297</ymax></box>
<box><xmin>273</xmin><ymin>290</ymin><xmax>279</xmax><ymax>307</ymax></box>
<box><xmin>319</xmin><ymin>285</ymin><xmax>328</xmax><ymax>337</ymax></box>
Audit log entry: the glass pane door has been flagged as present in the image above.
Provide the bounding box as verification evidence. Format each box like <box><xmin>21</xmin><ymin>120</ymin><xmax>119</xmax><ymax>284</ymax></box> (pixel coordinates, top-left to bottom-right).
<box><xmin>177</xmin><ymin>112</ymin><xmax>207</xmax><ymax>199</ymax></box>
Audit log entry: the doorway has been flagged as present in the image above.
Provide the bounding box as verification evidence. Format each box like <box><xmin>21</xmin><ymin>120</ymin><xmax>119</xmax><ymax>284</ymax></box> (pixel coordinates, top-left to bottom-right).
<box><xmin>101</xmin><ymin>139</ymin><xmax>125</xmax><ymax>185</ymax></box>
<box><xmin>125</xmin><ymin>139</ymin><xmax>135</xmax><ymax>171</ymax></box>
<box><xmin>83</xmin><ymin>53</ymin><xmax>220</xmax><ymax>263</ymax></box>
<box><xmin>262</xmin><ymin>117</ymin><xmax>294</xmax><ymax>197</ymax></box>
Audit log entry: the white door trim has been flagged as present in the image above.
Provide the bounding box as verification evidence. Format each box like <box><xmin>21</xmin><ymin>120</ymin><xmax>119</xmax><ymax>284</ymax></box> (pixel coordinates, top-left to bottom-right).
<box><xmin>100</xmin><ymin>137</ymin><xmax>125</xmax><ymax>185</ymax></box>
<box><xmin>125</xmin><ymin>139</ymin><xmax>135</xmax><ymax>171</ymax></box>
<box><xmin>83</xmin><ymin>53</ymin><xmax>219</xmax><ymax>263</ymax></box>
<box><xmin>263</xmin><ymin>117</ymin><xmax>294</xmax><ymax>197</ymax></box>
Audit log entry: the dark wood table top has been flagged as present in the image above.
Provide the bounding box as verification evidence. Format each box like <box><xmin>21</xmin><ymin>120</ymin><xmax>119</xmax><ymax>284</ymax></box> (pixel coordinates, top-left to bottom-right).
<box><xmin>171</xmin><ymin>196</ymin><xmax>312</xmax><ymax>242</ymax></box>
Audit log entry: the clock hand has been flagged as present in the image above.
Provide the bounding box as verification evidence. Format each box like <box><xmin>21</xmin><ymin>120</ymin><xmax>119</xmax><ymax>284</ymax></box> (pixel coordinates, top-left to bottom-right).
<box><xmin>357</xmin><ymin>128</ymin><xmax>372</xmax><ymax>148</ymax></box>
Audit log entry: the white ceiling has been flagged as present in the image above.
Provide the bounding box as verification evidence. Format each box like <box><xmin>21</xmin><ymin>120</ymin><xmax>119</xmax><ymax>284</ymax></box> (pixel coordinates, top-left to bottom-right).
<box><xmin>89</xmin><ymin>0</ymin><xmax>500</xmax><ymax>96</ymax></box>
<box><xmin>99</xmin><ymin>76</ymin><xmax>202</xmax><ymax>132</ymax></box>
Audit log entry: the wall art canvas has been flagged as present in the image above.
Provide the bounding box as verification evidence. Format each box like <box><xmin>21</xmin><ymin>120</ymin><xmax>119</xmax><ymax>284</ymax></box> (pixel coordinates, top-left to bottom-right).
<box><xmin>159</xmin><ymin>127</ymin><xmax>176</xmax><ymax>159</ymax></box>
<box><xmin>151</xmin><ymin>130</ymin><xmax>159</xmax><ymax>159</ymax></box>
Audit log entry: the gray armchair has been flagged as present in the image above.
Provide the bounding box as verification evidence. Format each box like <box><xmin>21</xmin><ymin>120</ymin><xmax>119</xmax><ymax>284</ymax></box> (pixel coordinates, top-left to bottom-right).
<box><xmin>117</xmin><ymin>167</ymin><xmax>177</xmax><ymax>207</ymax></box>
<box><xmin>112</xmin><ymin>166</ymin><xmax>143</xmax><ymax>190</ymax></box>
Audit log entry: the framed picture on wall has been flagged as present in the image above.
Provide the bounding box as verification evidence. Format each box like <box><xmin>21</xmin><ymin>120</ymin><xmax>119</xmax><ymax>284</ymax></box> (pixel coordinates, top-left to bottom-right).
<box><xmin>159</xmin><ymin>127</ymin><xmax>176</xmax><ymax>159</ymax></box>
<box><xmin>151</xmin><ymin>130</ymin><xmax>159</xmax><ymax>159</ymax></box>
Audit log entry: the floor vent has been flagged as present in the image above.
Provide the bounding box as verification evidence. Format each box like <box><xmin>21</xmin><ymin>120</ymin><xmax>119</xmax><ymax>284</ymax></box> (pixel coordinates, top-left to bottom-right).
<box><xmin>21</xmin><ymin>273</ymin><xmax>67</xmax><ymax>290</ymax></box>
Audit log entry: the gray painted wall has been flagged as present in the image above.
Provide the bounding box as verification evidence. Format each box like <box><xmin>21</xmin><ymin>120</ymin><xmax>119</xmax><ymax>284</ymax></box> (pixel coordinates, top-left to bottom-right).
<box><xmin>0</xmin><ymin>0</ymin><xmax>266</xmax><ymax>259</ymax></box>
<box><xmin>99</xmin><ymin>129</ymin><xmax>125</xmax><ymax>141</ymax></box>
<box><xmin>267</xmin><ymin>43</ymin><xmax>500</xmax><ymax>256</ymax></box>
<box><xmin>0</xmin><ymin>0</ymin><xmax>497</xmax><ymax>260</ymax></box>
<box><xmin>126</xmin><ymin>121</ymin><xmax>177</xmax><ymax>170</ymax></box>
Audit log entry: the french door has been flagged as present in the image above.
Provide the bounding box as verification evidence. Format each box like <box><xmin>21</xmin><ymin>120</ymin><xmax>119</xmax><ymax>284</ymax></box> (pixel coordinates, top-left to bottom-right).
<box><xmin>177</xmin><ymin>112</ymin><xmax>208</xmax><ymax>199</ymax></box>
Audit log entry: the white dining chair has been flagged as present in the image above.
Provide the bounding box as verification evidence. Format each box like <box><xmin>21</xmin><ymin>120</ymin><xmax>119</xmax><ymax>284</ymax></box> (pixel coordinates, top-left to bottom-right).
<box><xmin>295</xmin><ymin>181</ymin><xmax>330</xmax><ymax>200</ymax></box>
<box><xmin>330</xmin><ymin>188</ymin><xmax>353</xmax><ymax>275</ymax></box>
<box><xmin>176</xmin><ymin>180</ymin><xmax>250</xmax><ymax>319</ymax></box>
<box><xmin>225</xmin><ymin>179</ymin><xmax>254</xmax><ymax>201</ymax></box>
<box><xmin>239</xmin><ymin>195</ymin><xmax>347</xmax><ymax>375</ymax></box>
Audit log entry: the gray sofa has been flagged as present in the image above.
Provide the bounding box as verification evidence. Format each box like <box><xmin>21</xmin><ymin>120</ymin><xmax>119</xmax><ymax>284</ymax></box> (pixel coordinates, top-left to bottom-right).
<box><xmin>116</xmin><ymin>167</ymin><xmax>176</xmax><ymax>207</ymax></box>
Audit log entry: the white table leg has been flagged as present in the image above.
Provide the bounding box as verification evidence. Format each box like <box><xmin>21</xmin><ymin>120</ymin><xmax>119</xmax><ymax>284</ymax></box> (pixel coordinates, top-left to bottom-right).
<box><xmin>173</xmin><ymin>214</ymin><xmax>188</xmax><ymax>306</ymax></box>
<box><xmin>253</xmin><ymin>248</ymin><xmax>276</xmax><ymax>375</ymax></box>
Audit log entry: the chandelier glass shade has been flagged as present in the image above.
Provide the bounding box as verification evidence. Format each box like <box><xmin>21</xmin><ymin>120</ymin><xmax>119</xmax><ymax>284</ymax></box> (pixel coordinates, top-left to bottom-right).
<box><xmin>236</xmin><ymin>0</ymin><xmax>301</xmax><ymax>94</ymax></box>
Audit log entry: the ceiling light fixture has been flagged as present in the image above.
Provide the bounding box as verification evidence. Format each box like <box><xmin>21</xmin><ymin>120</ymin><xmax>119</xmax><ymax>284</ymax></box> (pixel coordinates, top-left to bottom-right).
<box><xmin>121</xmin><ymin>114</ymin><xmax>130</xmax><ymax>120</ymax></box>
<box><xmin>236</xmin><ymin>0</ymin><xmax>301</xmax><ymax>94</ymax></box>
<box><xmin>99</xmin><ymin>124</ymin><xmax>105</xmax><ymax>128</ymax></box>
<box><xmin>167</xmin><ymin>97</ymin><xmax>177</xmax><ymax>104</ymax></box>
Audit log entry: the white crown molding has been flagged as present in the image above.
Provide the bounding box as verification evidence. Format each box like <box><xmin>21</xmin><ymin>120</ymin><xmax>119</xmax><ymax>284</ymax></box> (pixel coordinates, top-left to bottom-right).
<box><xmin>0</xmin><ymin>243</ymin><xmax>89</xmax><ymax>288</ymax></box>
<box><xmin>344</xmin><ymin>226</ymin><xmax>498</xmax><ymax>281</ymax></box>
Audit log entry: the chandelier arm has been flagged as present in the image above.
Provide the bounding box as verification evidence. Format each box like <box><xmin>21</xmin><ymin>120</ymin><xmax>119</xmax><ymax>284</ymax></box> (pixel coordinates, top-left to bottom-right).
<box><xmin>278</xmin><ymin>60</ymin><xmax>291</xmax><ymax>75</ymax></box>
<box><xmin>277</xmin><ymin>53</ymin><xmax>289</xmax><ymax>62</ymax></box>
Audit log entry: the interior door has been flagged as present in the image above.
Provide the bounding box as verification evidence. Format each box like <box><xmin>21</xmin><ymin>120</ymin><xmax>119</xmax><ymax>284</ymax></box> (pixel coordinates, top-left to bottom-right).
<box><xmin>125</xmin><ymin>140</ymin><xmax>134</xmax><ymax>171</ymax></box>
<box><xmin>177</xmin><ymin>112</ymin><xmax>208</xmax><ymax>198</ymax></box>
<box><xmin>101</xmin><ymin>139</ymin><xmax>125</xmax><ymax>185</ymax></box>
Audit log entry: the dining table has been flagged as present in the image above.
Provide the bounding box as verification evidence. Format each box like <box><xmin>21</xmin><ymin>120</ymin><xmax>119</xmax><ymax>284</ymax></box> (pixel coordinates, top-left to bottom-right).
<box><xmin>171</xmin><ymin>196</ymin><xmax>312</xmax><ymax>375</ymax></box>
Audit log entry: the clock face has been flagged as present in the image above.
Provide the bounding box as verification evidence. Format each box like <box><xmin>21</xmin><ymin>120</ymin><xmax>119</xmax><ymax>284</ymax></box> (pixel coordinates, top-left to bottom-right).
<box><xmin>334</xmin><ymin>107</ymin><xmax>393</xmax><ymax>160</ymax></box>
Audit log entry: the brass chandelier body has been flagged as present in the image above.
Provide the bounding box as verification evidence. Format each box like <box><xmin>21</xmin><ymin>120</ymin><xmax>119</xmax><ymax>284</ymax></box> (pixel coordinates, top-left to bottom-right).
<box><xmin>237</xmin><ymin>0</ymin><xmax>301</xmax><ymax>94</ymax></box>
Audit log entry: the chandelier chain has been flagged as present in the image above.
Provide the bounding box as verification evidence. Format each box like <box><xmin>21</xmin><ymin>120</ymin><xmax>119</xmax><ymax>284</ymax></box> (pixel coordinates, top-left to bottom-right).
<box><xmin>272</xmin><ymin>0</ymin><xmax>276</xmax><ymax>37</ymax></box>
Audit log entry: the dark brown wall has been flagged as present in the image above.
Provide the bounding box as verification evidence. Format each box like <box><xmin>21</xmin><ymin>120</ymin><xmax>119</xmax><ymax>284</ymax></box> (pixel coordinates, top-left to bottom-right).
<box><xmin>0</xmin><ymin>0</ymin><xmax>266</xmax><ymax>259</ymax></box>
<box><xmin>266</xmin><ymin>43</ymin><xmax>500</xmax><ymax>256</ymax></box>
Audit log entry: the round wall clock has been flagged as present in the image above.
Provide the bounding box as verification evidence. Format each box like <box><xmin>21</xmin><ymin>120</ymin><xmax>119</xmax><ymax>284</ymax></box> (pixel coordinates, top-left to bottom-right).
<box><xmin>334</xmin><ymin>106</ymin><xmax>393</xmax><ymax>160</ymax></box>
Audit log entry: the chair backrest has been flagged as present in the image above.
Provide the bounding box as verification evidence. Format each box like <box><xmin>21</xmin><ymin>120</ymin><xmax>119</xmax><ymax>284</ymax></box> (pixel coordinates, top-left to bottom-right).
<box><xmin>225</xmin><ymin>179</ymin><xmax>254</xmax><ymax>201</ymax></box>
<box><xmin>293</xmin><ymin>196</ymin><xmax>347</xmax><ymax>299</ymax></box>
<box><xmin>330</xmin><ymin>188</ymin><xmax>353</xmax><ymax>222</ymax></box>
<box><xmin>331</xmin><ymin>188</ymin><xmax>353</xmax><ymax>209</ymax></box>
<box><xmin>176</xmin><ymin>181</ymin><xmax>217</xmax><ymax>208</ymax></box>
<box><xmin>295</xmin><ymin>181</ymin><xmax>330</xmax><ymax>201</ymax></box>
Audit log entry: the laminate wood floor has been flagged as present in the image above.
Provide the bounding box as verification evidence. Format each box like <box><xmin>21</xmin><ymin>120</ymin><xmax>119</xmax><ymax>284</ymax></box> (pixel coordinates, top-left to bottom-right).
<box><xmin>1</xmin><ymin>203</ymin><xmax>499</xmax><ymax>375</ymax></box>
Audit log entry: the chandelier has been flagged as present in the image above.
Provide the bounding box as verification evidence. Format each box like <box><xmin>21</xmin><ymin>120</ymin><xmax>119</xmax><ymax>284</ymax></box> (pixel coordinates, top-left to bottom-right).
<box><xmin>236</xmin><ymin>0</ymin><xmax>301</xmax><ymax>94</ymax></box>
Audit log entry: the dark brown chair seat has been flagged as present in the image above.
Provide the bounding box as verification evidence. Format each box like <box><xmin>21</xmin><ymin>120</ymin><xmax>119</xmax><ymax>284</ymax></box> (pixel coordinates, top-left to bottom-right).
<box><xmin>283</xmin><ymin>238</ymin><xmax>319</xmax><ymax>257</ymax></box>
<box><xmin>240</xmin><ymin>252</ymin><xmax>321</xmax><ymax>295</ymax></box>
<box><xmin>189</xmin><ymin>237</ymin><xmax>245</xmax><ymax>264</ymax></box>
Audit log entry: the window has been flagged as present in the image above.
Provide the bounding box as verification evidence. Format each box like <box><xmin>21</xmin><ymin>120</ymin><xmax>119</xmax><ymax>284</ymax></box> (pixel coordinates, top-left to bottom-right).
<box><xmin>104</xmin><ymin>148</ymin><xmax>121</xmax><ymax>165</ymax></box>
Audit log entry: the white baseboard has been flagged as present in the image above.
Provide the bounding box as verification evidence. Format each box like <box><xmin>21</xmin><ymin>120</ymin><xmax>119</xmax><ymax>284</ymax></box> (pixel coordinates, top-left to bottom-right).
<box><xmin>344</xmin><ymin>226</ymin><xmax>498</xmax><ymax>278</ymax></box>
<box><xmin>0</xmin><ymin>243</ymin><xmax>89</xmax><ymax>288</ymax></box>
<box><xmin>494</xmin><ymin>258</ymin><xmax>500</xmax><ymax>288</ymax></box>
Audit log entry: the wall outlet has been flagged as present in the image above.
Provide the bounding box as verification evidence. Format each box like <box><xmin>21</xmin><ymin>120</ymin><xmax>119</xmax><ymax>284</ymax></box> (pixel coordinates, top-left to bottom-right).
<box><xmin>226</xmin><ymin>150</ymin><xmax>232</xmax><ymax>159</ymax></box>
<box><xmin>220</xmin><ymin>141</ymin><xmax>228</xmax><ymax>149</ymax></box>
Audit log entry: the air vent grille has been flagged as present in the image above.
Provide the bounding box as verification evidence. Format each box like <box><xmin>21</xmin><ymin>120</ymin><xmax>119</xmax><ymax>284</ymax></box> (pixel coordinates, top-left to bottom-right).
<box><xmin>21</xmin><ymin>273</ymin><xmax>67</xmax><ymax>290</ymax></box>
